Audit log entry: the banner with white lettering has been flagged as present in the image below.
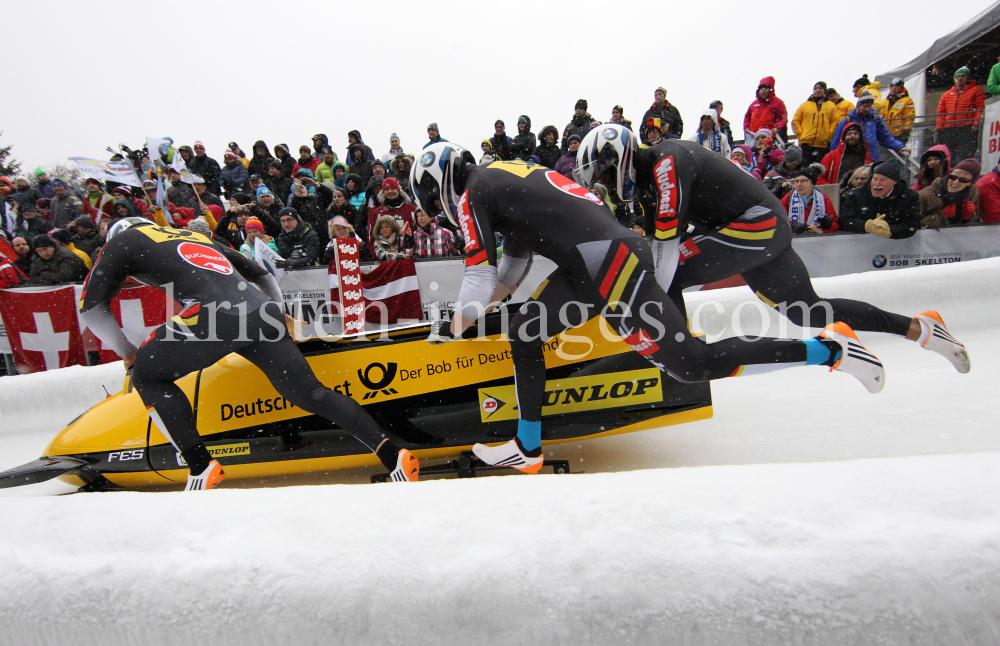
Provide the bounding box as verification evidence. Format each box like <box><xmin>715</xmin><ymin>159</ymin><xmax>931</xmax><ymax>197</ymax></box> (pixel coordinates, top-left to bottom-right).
<box><xmin>981</xmin><ymin>98</ymin><xmax>1000</xmax><ymax>174</ymax></box>
<box><xmin>254</xmin><ymin>237</ymin><xmax>285</xmax><ymax>280</ymax></box>
<box><xmin>331</xmin><ymin>240</ymin><xmax>365</xmax><ymax>334</ymax></box>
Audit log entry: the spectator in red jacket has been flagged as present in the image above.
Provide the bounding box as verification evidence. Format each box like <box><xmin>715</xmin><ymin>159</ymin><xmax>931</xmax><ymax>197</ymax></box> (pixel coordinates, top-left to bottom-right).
<box><xmin>743</xmin><ymin>76</ymin><xmax>788</xmax><ymax>142</ymax></box>
<box><xmin>911</xmin><ymin>145</ymin><xmax>951</xmax><ymax>192</ymax></box>
<box><xmin>819</xmin><ymin>122</ymin><xmax>872</xmax><ymax>188</ymax></box>
<box><xmin>935</xmin><ymin>66</ymin><xmax>986</xmax><ymax>162</ymax></box>
<box><xmin>81</xmin><ymin>178</ymin><xmax>115</xmax><ymax>227</ymax></box>
<box><xmin>976</xmin><ymin>164</ymin><xmax>1000</xmax><ymax>223</ymax></box>
<box><xmin>781</xmin><ymin>165</ymin><xmax>838</xmax><ymax>234</ymax></box>
<box><xmin>292</xmin><ymin>145</ymin><xmax>322</xmax><ymax>177</ymax></box>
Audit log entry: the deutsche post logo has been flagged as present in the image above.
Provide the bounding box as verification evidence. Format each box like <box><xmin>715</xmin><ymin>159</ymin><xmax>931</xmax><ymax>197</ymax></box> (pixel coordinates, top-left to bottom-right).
<box><xmin>358</xmin><ymin>362</ymin><xmax>399</xmax><ymax>400</ymax></box>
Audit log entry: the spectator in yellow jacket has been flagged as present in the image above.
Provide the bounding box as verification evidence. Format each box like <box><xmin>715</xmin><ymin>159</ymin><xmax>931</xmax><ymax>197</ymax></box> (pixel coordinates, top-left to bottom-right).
<box><xmin>852</xmin><ymin>74</ymin><xmax>883</xmax><ymax>111</ymax></box>
<box><xmin>792</xmin><ymin>81</ymin><xmax>839</xmax><ymax>163</ymax></box>
<box><xmin>826</xmin><ymin>88</ymin><xmax>855</xmax><ymax>140</ymax></box>
<box><xmin>880</xmin><ymin>78</ymin><xmax>917</xmax><ymax>143</ymax></box>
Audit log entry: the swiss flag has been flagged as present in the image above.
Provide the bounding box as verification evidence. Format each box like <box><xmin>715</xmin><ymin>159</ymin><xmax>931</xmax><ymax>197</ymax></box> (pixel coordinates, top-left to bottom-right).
<box><xmin>77</xmin><ymin>284</ymin><xmax>167</xmax><ymax>363</ymax></box>
<box><xmin>329</xmin><ymin>258</ymin><xmax>422</xmax><ymax>325</ymax></box>
<box><xmin>0</xmin><ymin>286</ymin><xmax>86</xmax><ymax>373</ymax></box>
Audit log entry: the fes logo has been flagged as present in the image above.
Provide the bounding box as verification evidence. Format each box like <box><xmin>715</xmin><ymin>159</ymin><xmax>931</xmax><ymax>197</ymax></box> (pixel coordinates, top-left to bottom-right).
<box><xmin>544</xmin><ymin>171</ymin><xmax>603</xmax><ymax>205</ymax></box>
<box><xmin>176</xmin><ymin>242</ymin><xmax>234</xmax><ymax>275</ymax></box>
<box><xmin>420</xmin><ymin>151</ymin><xmax>435</xmax><ymax>167</ymax></box>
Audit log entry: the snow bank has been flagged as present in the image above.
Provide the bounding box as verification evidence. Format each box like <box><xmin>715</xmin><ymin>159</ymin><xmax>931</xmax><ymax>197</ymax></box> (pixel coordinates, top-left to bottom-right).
<box><xmin>0</xmin><ymin>453</ymin><xmax>998</xmax><ymax>645</ymax></box>
<box><xmin>0</xmin><ymin>361</ymin><xmax>125</xmax><ymax>433</ymax></box>
<box><xmin>1</xmin><ymin>258</ymin><xmax>999</xmax><ymax>645</ymax></box>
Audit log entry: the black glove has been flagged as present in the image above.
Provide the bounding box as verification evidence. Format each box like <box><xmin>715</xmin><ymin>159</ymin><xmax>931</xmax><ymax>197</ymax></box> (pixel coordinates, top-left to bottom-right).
<box><xmin>817</xmin><ymin>216</ymin><xmax>834</xmax><ymax>230</ymax></box>
<box><xmin>790</xmin><ymin>221</ymin><xmax>809</xmax><ymax>234</ymax></box>
<box><xmin>273</xmin><ymin>259</ymin><xmax>289</xmax><ymax>269</ymax></box>
<box><xmin>427</xmin><ymin>319</ymin><xmax>457</xmax><ymax>345</ymax></box>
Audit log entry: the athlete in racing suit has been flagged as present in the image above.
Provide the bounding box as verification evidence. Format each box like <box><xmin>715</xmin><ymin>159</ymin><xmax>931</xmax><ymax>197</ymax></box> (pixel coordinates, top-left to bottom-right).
<box><xmin>412</xmin><ymin>144</ymin><xmax>886</xmax><ymax>473</ymax></box>
<box><xmin>78</xmin><ymin>218</ymin><xmax>419</xmax><ymax>489</ymax></box>
<box><xmin>617</xmin><ymin>135</ymin><xmax>970</xmax><ymax>374</ymax></box>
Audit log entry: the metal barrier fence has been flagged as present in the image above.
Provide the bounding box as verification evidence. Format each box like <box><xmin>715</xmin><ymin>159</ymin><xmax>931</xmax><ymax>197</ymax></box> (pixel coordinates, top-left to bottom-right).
<box><xmin>882</xmin><ymin>110</ymin><xmax>984</xmax><ymax>168</ymax></box>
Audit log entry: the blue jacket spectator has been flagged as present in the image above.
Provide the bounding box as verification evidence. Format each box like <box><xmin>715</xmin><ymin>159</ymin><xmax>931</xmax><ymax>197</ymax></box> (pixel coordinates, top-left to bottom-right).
<box><xmin>829</xmin><ymin>93</ymin><xmax>906</xmax><ymax>162</ymax></box>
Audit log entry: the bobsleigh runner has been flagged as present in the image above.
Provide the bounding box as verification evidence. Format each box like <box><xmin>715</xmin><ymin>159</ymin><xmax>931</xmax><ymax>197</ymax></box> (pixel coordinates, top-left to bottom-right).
<box><xmin>0</xmin><ymin>260</ymin><xmax>712</xmax><ymax>491</ymax></box>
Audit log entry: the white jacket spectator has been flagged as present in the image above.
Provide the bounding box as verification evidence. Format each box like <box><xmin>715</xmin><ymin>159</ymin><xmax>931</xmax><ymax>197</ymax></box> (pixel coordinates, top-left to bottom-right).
<box><xmin>688</xmin><ymin>109</ymin><xmax>731</xmax><ymax>158</ymax></box>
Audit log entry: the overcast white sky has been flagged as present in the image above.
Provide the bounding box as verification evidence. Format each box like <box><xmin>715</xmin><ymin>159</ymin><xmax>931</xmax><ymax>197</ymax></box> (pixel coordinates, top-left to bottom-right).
<box><xmin>4</xmin><ymin>0</ymin><xmax>996</xmax><ymax>175</ymax></box>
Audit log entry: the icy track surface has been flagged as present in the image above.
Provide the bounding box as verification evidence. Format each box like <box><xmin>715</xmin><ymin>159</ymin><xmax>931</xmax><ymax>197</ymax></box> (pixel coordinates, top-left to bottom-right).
<box><xmin>1</xmin><ymin>259</ymin><xmax>999</xmax><ymax>645</ymax></box>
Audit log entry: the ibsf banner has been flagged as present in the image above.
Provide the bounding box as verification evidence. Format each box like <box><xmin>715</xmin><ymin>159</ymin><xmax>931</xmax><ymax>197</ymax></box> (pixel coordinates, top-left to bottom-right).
<box><xmin>68</xmin><ymin>157</ymin><xmax>143</xmax><ymax>188</ymax></box>
<box><xmin>981</xmin><ymin>97</ymin><xmax>1000</xmax><ymax>173</ymax></box>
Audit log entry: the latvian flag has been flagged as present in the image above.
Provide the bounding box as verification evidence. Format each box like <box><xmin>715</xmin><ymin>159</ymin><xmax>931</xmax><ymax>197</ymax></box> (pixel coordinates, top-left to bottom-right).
<box><xmin>329</xmin><ymin>258</ymin><xmax>422</xmax><ymax>325</ymax></box>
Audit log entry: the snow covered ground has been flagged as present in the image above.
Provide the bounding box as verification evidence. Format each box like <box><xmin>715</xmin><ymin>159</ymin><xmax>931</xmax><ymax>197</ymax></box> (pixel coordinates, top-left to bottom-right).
<box><xmin>1</xmin><ymin>259</ymin><xmax>998</xmax><ymax>645</ymax></box>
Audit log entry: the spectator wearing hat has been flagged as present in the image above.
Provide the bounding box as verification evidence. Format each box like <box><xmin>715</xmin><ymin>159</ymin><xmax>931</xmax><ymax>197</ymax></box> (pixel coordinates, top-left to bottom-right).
<box><xmin>346</xmin><ymin>131</ymin><xmax>375</xmax><ymax>162</ymax></box>
<box><xmin>322</xmin><ymin>215</ymin><xmax>371</xmax><ymax>264</ymax></box>
<box><xmin>730</xmin><ymin>145</ymin><xmax>762</xmax><ymax>180</ymax></box>
<box><xmin>372</xmin><ymin>215</ymin><xmax>413</xmax><ymax>261</ymax></box>
<box><xmin>314</xmin><ymin>147</ymin><xmax>340</xmax><ymax>185</ymax></box>
<box><xmin>48</xmin><ymin>180</ymin><xmax>83</xmax><ymax>229</ymax></box>
<box><xmin>12</xmin><ymin>177</ymin><xmax>43</xmax><ymax>210</ymax></box>
<box><xmin>751</xmin><ymin>129</ymin><xmax>784</xmax><ymax>178</ymax></box>
<box><xmin>852</xmin><ymin>75</ymin><xmax>883</xmax><ymax>111</ymax></box>
<box><xmin>292</xmin><ymin>145</ymin><xmax>322</xmax><ymax>177</ymax></box>
<box><xmin>348</xmin><ymin>143</ymin><xmax>375</xmax><ymax>186</ymax></box>
<box><xmin>830</xmin><ymin>92</ymin><xmax>909</xmax><ymax>162</ymax></box>
<box><xmin>248</xmin><ymin>185</ymin><xmax>283</xmax><ymax>237</ymax></box>
<box><xmin>71</xmin><ymin>215</ymin><xmax>104</xmax><ymax>258</ymax></box>
<box><xmin>630</xmin><ymin>217</ymin><xmax>645</xmax><ymax>236</ymax></box>
<box><xmin>165</xmin><ymin>166</ymin><xmax>196</xmax><ymax>208</ymax></box>
<box><xmin>561</xmin><ymin>100</ymin><xmax>599</xmax><ymax>151</ymax></box>
<box><xmin>976</xmin><ymin>162</ymin><xmax>1000</xmax><ymax>223</ymax></box>
<box><xmin>326</xmin><ymin>188</ymin><xmax>363</xmax><ymax>245</ymax></box>
<box><xmin>935</xmin><ymin>66</ymin><xmax>986</xmax><ymax>162</ymax></box>
<box><xmin>192</xmin><ymin>178</ymin><xmax>224</xmax><ymax>211</ymax></box>
<box><xmin>642</xmin><ymin>118</ymin><xmax>665</xmax><ymax>146</ymax></box>
<box><xmin>390</xmin><ymin>154</ymin><xmax>414</xmax><ymax>200</ymax></box>
<box><xmin>13</xmin><ymin>202</ymin><xmax>50</xmax><ymax>241</ymax></box>
<box><xmin>688</xmin><ymin>109</ymin><xmax>731</xmax><ymax>158</ymax></box>
<box><xmin>136</xmin><ymin>179</ymin><xmax>172</xmax><ymax>226</ymax></box>
<box><xmin>792</xmin><ymin>82</ymin><xmax>838</xmax><ymax>164</ymax></box>
<box><xmin>555</xmin><ymin>134</ymin><xmax>581</xmax><ymax>180</ymax></box>
<box><xmin>239</xmin><ymin>216</ymin><xmax>279</xmax><ymax>261</ymax></box>
<box><xmin>228</xmin><ymin>142</ymin><xmax>251</xmax><ymax>169</ymax></box>
<box><xmin>406</xmin><ymin>208</ymin><xmax>461</xmax><ymax>258</ymax></box>
<box><xmin>265</xmin><ymin>161</ymin><xmax>293</xmax><ymax>204</ymax></box>
<box><xmin>365</xmin><ymin>177</ymin><xmax>416</xmax><ymax>258</ymax></box>
<box><xmin>215</xmin><ymin>198</ymin><xmax>253</xmax><ymax>249</ymax></box>
<box><xmin>536</xmin><ymin>126</ymin><xmax>562</xmax><ymax>169</ymax></box>
<box><xmin>247</xmin><ymin>140</ymin><xmax>274</xmax><ymax>180</ymax></box>
<box><xmin>780</xmin><ymin>165</ymin><xmax>838</xmax><ymax>234</ymax></box>
<box><xmin>489</xmin><ymin>120</ymin><xmax>514</xmax><ymax>161</ymax></box>
<box><xmin>880</xmin><ymin>78</ymin><xmax>916</xmax><ymax>144</ymax></box>
<box><xmin>840</xmin><ymin>159</ymin><xmax>920</xmax><ymax>239</ymax></box>
<box><xmin>819</xmin><ymin>122</ymin><xmax>872</xmax><ymax>187</ymax></box>
<box><xmin>641</xmin><ymin>87</ymin><xmax>684</xmax><ymax>143</ymax></box>
<box><xmin>919</xmin><ymin>158</ymin><xmax>981</xmax><ymax>228</ymax></box>
<box><xmin>911</xmin><ymin>145</ymin><xmax>951</xmax><ymax>192</ymax></box>
<box><xmin>479</xmin><ymin>140</ymin><xmax>495</xmax><ymax>165</ymax></box>
<box><xmin>709</xmin><ymin>101</ymin><xmax>735</xmax><ymax>149</ymax></box>
<box><xmin>510</xmin><ymin>116</ymin><xmax>536</xmax><ymax>162</ymax></box>
<box><xmin>220</xmin><ymin>150</ymin><xmax>252</xmax><ymax>200</ymax></box>
<box><xmin>274</xmin><ymin>207</ymin><xmax>320</xmax><ymax>268</ymax></box>
<box><xmin>425</xmin><ymin>123</ymin><xmax>448</xmax><ymax>149</ymax></box>
<box><xmin>825</xmin><ymin>88</ymin><xmax>854</xmax><ymax>140</ymax></box>
<box><xmin>32</xmin><ymin>169</ymin><xmax>56</xmax><ymax>199</ymax></box>
<box><xmin>743</xmin><ymin>76</ymin><xmax>788</xmax><ymax>143</ymax></box>
<box><xmin>30</xmin><ymin>235</ymin><xmax>88</xmax><ymax>285</ymax></box>
<box><xmin>382</xmin><ymin>134</ymin><xmax>405</xmax><ymax>165</ymax></box>
<box><xmin>764</xmin><ymin>145</ymin><xmax>804</xmax><ymax>200</ymax></box>
<box><xmin>272</xmin><ymin>144</ymin><xmax>295</xmax><ymax>179</ymax></box>
<box><xmin>609</xmin><ymin>105</ymin><xmax>633</xmax><ymax>131</ymax></box>
<box><xmin>48</xmin><ymin>228</ymin><xmax>92</xmax><ymax>270</ymax></box>
<box><xmin>189</xmin><ymin>141</ymin><xmax>222</xmax><ymax>194</ymax></box>
<box><xmin>81</xmin><ymin>178</ymin><xmax>115</xmax><ymax>226</ymax></box>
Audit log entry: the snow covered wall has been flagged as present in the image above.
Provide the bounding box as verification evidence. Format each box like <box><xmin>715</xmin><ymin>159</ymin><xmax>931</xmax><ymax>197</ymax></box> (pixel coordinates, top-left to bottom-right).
<box><xmin>1</xmin><ymin>259</ymin><xmax>999</xmax><ymax>645</ymax></box>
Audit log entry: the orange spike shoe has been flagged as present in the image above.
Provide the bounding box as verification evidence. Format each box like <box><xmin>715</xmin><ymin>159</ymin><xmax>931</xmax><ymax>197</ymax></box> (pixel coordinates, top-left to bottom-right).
<box><xmin>819</xmin><ymin>323</ymin><xmax>885</xmax><ymax>393</ymax></box>
<box><xmin>184</xmin><ymin>460</ymin><xmax>225</xmax><ymax>491</ymax></box>
<box><xmin>915</xmin><ymin>311</ymin><xmax>971</xmax><ymax>374</ymax></box>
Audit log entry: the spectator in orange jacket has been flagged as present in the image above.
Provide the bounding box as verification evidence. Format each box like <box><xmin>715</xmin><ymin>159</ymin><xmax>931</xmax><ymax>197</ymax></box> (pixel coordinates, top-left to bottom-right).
<box><xmin>976</xmin><ymin>164</ymin><xmax>1000</xmax><ymax>223</ymax></box>
<box><xmin>935</xmin><ymin>66</ymin><xmax>986</xmax><ymax>162</ymax></box>
<box><xmin>743</xmin><ymin>76</ymin><xmax>788</xmax><ymax>142</ymax></box>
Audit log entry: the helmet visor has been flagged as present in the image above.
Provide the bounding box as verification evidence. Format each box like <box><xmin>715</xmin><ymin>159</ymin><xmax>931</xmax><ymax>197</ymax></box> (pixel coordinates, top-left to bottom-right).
<box><xmin>414</xmin><ymin>172</ymin><xmax>444</xmax><ymax>219</ymax></box>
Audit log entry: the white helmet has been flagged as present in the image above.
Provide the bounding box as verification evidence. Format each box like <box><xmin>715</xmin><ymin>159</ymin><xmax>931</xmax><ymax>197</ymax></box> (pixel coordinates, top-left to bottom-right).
<box><xmin>106</xmin><ymin>217</ymin><xmax>153</xmax><ymax>242</ymax></box>
<box><xmin>574</xmin><ymin>124</ymin><xmax>638</xmax><ymax>204</ymax></box>
<box><xmin>410</xmin><ymin>142</ymin><xmax>475</xmax><ymax>226</ymax></box>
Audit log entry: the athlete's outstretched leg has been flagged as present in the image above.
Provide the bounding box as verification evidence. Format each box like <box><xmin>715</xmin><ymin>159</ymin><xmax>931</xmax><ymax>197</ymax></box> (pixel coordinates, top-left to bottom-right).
<box><xmin>236</xmin><ymin>316</ymin><xmax>419</xmax><ymax>481</ymax></box>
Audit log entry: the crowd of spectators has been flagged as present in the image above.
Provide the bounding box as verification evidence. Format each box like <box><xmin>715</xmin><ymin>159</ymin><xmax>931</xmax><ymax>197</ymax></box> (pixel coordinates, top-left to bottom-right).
<box><xmin>2</xmin><ymin>61</ymin><xmax>1000</xmax><ymax>289</ymax></box>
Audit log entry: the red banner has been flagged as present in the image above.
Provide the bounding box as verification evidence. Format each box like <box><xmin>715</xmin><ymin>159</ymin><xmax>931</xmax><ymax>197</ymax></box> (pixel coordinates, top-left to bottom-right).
<box><xmin>0</xmin><ymin>286</ymin><xmax>86</xmax><ymax>373</ymax></box>
<box><xmin>329</xmin><ymin>258</ymin><xmax>422</xmax><ymax>327</ymax></box>
<box><xmin>331</xmin><ymin>239</ymin><xmax>365</xmax><ymax>335</ymax></box>
<box><xmin>0</xmin><ymin>284</ymin><xmax>168</xmax><ymax>374</ymax></box>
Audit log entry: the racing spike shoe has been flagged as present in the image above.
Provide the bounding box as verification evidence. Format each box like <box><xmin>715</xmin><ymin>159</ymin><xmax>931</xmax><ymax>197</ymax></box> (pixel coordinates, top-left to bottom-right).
<box><xmin>819</xmin><ymin>323</ymin><xmax>885</xmax><ymax>394</ymax></box>
<box><xmin>915</xmin><ymin>311</ymin><xmax>971</xmax><ymax>374</ymax></box>
<box><xmin>388</xmin><ymin>449</ymin><xmax>420</xmax><ymax>482</ymax></box>
<box><xmin>473</xmin><ymin>439</ymin><xmax>545</xmax><ymax>474</ymax></box>
<box><xmin>184</xmin><ymin>460</ymin><xmax>225</xmax><ymax>491</ymax></box>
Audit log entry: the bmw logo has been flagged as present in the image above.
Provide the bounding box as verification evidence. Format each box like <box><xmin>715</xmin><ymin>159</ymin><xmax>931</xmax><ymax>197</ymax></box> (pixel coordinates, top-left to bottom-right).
<box><xmin>602</xmin><ymin>128</ymin><xmax>617</xmax><ymax>140</ymax></box>
<box><xmin>872</xmin><ymin>254</ymin><xmax>887</xmax><ymax>268</ymax></box>
<box><xmin>420</xmin><ymin>151</ymin><xmax>435</xmax><ymax>167</ymax></box>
